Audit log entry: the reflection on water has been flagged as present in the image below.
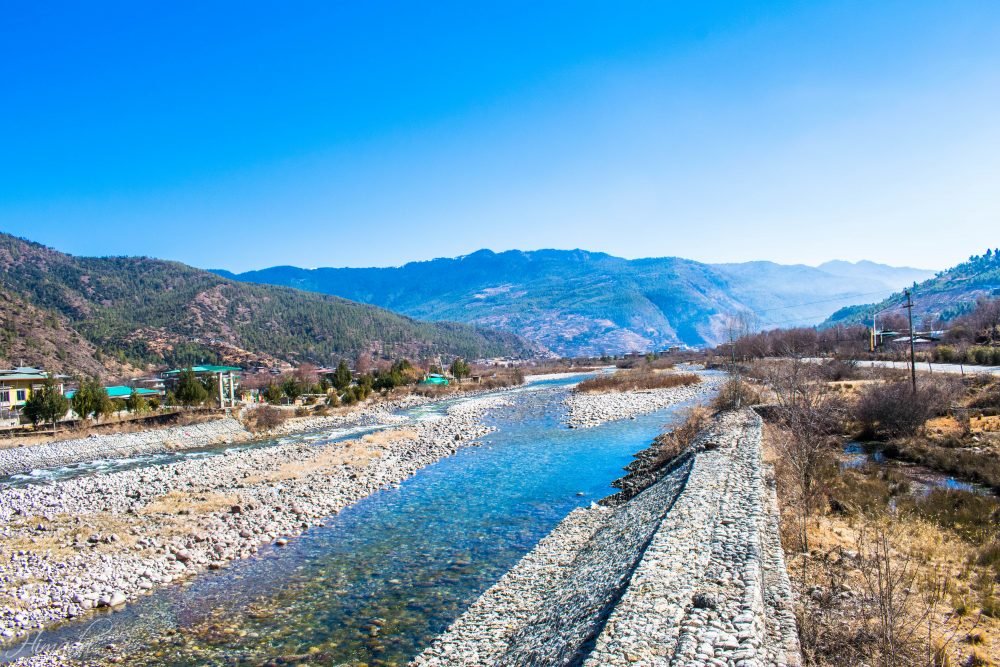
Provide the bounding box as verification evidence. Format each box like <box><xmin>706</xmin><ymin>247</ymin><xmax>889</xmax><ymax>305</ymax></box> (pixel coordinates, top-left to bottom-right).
<box><xmin>7</xmin><ymin>375</ymin><xmax>710</xmax><ymax>666</ymax></box>
<box><xmin>841</xmin><ymin>441</ymin><xmax>989</xmax><ymax>496</ymax></box>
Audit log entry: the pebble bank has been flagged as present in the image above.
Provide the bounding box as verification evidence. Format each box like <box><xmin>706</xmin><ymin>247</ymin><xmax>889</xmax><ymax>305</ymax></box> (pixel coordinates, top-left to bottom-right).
<box><xmin>564</xmin><ymin>374</ymin><xmax>724</xmax><ymax>429</ymax></box>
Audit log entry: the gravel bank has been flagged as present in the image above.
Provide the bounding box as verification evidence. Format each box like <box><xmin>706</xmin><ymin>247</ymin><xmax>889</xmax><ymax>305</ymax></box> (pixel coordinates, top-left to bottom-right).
<box><xmin>415</xmin><ymin>409</ymin><xmax>800</xmax><ymax>666</ymax></box>
<box><xmin>0</xmin><ymin>392</ymin><xmax>512</xmax><ymax>659</ymax></box>
<box><xmin>0</xmin><ymin>418</ymin><xmax>251</xmax><ymax>478</ymax></box>
<box><xmin>564</xmin><ymin>373</ymin><xmax>724</xmax><ymax>428</ymax></box>
<box><xmin>0</xmin><ymin>395</ymin><xmax>442</xmax><ymax>482</ymax></box>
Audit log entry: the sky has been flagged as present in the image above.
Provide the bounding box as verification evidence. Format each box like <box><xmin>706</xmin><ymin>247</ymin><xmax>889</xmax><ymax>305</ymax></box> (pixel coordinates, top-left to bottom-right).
<box><xmin>1</xmin><ymin>1</ymin><xmax>999</xmax><ymax>272</ymax></box>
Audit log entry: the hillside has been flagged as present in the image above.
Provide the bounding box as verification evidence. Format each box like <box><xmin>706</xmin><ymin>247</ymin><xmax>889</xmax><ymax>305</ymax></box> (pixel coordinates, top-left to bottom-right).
<box><xmin>0</xmin><ymin>234</ymin><xmax>535</xmax><ymax>378</ymax></box>
<box><xmin>825</xmin><ymin>249</ymin><xmax>1000</xmax><ymax>326</ymax></box>
<box><xmin>214</xmin><ymin>250</ymin><xmax>933</xmax><ymax>355</ymax></box>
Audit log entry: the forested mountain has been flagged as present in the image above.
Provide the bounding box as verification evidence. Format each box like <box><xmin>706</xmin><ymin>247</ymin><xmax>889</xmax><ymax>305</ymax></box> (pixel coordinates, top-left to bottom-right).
<box><xmin>0</xmin><ymin>234</ymin><xmax>535</xmax><ymax>378</ymax></box>
<box><xmin>214</xmin><ymin>250</ymin><xmax>931</xmax><ymax>355</ymax></box>
<box><xmin>825</xmin><ymin>249</ymin><xmax>1000</xmax><ymax>327</ymax></box>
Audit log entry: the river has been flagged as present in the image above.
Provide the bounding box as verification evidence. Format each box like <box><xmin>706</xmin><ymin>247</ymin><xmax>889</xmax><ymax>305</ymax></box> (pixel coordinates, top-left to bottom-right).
<box><xmin>2</xmin><ymin>374</ymin><xmax>713</xmax><ymax>666</ymax></box>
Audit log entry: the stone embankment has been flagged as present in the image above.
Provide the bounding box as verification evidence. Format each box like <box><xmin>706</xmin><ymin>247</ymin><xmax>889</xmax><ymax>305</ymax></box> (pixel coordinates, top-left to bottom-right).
<box><xmin>0</xmin><ymin>393</ymin><xmax>511</xmax><ymax>652</ymax></box>
<box><xmin>564</xmin><ymin>374</ymin><xmax>724</xmax><ymax>428</ymax></box>
<box><xmin>415</xmin><ymin>409</ymin><xmax>800</xmax><ymax>667</ymax></box>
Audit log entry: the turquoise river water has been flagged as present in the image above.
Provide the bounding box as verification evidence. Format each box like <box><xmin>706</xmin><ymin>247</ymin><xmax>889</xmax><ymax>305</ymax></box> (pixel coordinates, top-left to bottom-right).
<box><xmin>2</xmin><ymin>374</ymin><xmax>714</xmax><ymax>666</ymax></box>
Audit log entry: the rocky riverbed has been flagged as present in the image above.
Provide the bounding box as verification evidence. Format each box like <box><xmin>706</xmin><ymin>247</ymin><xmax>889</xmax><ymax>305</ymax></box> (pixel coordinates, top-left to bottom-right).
<box><xmin>415</xmin><ymin>408</ymin><xmax>800</xmax><ymax>667</ymax></box>
<box><xmin>0</xmin><ymin>418</ymin><xmax>251</xmax><ymax>479</ymax></box>
<box><xmin>0</xmin><ymin>392</ymin><xmax>513</xmax><ymax>661</ymax></box>
<box><xmin>0</xmin><ymin>395</ymin><xmax>439</xmax><ymax>481</ymax></box>
<box><xmin>563</xmin><ymin>373</ymin><xmax>724</xmax><ymax>428</ymax></box>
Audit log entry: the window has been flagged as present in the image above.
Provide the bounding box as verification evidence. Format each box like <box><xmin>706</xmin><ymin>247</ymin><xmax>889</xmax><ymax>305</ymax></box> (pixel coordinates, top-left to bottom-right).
<box><xmin>0</xmin><ymin>390</ymin><xmax>8</xmax><ymax>404</ymax></box>
<box><xmin>16</xmin><ymin>389</ymin><xmax>26</xmax><ymax>402</ymax></box>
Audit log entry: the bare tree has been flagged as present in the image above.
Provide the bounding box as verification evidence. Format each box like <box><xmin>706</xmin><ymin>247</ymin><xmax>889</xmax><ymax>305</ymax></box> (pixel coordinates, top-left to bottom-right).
<box><xmin>855</xmin><ymin>517</ymin><xmax>928</xmax><ymax>667</ymax></box>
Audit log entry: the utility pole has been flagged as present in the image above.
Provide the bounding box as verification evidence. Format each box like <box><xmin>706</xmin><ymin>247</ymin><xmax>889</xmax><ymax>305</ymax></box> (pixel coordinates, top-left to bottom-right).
<box><xmin>905</xmin><ymin>289</ymin><xmax>917</xmax><ymax>394</ymax></box>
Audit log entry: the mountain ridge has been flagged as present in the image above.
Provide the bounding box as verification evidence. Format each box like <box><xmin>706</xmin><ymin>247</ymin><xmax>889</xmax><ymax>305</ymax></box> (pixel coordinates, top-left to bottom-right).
<box><xmin>0</xmin><ymin>234</ymin><xmax>536</xmax><ymax>379</ymax></box>
<box><xmin>825</xmin><ymin>249</ymin><xmax>1000</xmax><ymax>327</ymax></box>
<box><xmin>213</xmin><ymin>249</ymin><xmax>934</xmax><ymax>355</ymax></box>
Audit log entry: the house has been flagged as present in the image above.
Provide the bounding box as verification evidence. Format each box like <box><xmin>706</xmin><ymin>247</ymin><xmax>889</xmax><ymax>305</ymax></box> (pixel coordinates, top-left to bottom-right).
<box><xmin>0</xmin><ymin>367</ymin><xmax>66</xmax><ymax>422</ymax></box>
<box><xmin>419</xmin><ymin>373</ymin><xmax>450</xmax><ymax>386</ymax></box>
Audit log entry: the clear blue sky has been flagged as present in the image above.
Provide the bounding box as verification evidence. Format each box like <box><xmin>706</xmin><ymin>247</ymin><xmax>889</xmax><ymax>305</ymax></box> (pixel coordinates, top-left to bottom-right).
<box><xmin>2</xmin><ymin>1</ymin><xmax>998</xmax><ymax>272</ymax></box>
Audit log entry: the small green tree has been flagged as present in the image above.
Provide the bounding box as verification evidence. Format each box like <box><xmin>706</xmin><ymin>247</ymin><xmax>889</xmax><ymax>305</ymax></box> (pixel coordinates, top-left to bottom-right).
<box><xmin>125</xmin><ymin>391</ymin><xmax>149</xmax><ymax>415</ymax></box>
<box><xmin>175</xmin><ymin>368</ymin><xmax>209</xmax><ymax>406</ymax></box>
<box><xmin>23</xmin><ymin>378</ymin><xmax>69</xmax><ymax>432</ymax></box>
<box><xmin>333</xmin><ymin>360</ymin><xmax>353</xmax><ymax>391</ymax></box>
<box><xmin>449</xmin><ymin>358</ymin><xmax>471</xmax><ymax>383</ymax></box>
<box><xmin>71</xmin><ymin>378</ymin><xmax>112</xmax><ymax>423</ymax></box>
<box><xmin>282</xmin><ymin>376</ymin><xmax>303</xmax><ymax>402</ymax></box>
<box><xmin>261</xmin><ymin>382</ymin><xmax>282</xmax><ymax>404</ymax></box>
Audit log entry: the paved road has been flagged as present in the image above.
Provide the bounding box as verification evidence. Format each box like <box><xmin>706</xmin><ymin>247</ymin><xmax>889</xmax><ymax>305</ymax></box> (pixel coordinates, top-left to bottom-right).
<box><xmin>847</xmin><ymin>359</ymin><xmax>1000</xmax><ymax>376</ymax></box>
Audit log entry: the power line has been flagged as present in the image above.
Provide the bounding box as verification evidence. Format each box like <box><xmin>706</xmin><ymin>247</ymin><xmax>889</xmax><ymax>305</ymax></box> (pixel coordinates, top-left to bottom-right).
<box><xmin>750</xmin><ymin>289</ymin><xmax>897</xmax><ymax>314</ymax></box>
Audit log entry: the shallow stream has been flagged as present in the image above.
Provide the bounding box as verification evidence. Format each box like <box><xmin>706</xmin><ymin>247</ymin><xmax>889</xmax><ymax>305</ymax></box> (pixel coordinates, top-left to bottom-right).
<box><xmin>3</xmin><ymin>374</ymin><xmax>712</xmax><ymax>666</ymax></box>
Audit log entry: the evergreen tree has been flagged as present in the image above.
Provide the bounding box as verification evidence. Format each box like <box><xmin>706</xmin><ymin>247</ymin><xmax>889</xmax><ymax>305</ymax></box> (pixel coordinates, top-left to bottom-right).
<box><xmin>125</xmin><ymin>391</ymin><xmax>149</xmax><ymax>414</ymax></box>
<box><xmin>333</xmin><ymin>360</ymin><xmax>353</xmax><ymax>391</ymax></box>
<box><xmin>71</xmin><ymin>377</ymin><xmax>112</xmax><ymax>422</ymax></box>
<box><xmin>23</xmin><ymin>378</ymin><xmax>69</xmax><ymax>432</ymax></box>
<box><xmin>449</xmin><ymin>358</ymin><xmax>471</xmax><ymax>383</ymax></box>
<box><xmin>263</xmin><ymin>382</ymin><xmax>284</xmax><ymax>404</ymax></box>
<box><xmin>175</xmin><ymin>368</ymin><xmax>209</xmax><ymax>406</ymax></box>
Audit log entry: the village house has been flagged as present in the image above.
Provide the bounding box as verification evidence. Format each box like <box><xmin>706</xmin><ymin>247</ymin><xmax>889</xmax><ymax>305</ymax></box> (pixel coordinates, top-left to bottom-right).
<box><xmin>0</xmin><ymin>367</ymin><xmax>67</xmax><ymax>426</ymax></box>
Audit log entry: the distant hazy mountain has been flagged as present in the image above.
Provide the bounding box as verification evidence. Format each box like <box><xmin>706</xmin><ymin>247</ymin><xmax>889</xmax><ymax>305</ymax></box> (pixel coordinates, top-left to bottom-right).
<box><xmin>816</xmin><ymin>260</ymin><xmax>932</xmax><ymax>291</ymax></box>
<box><xmin>214</xmin><ymin>250</ymin><xmax>933</xmax><ymax>356</ymax></box>
<box><xmin>825</xmin><ymin>250</ymin><xmax>1000</xmax><ymax>327</ymax></box>
<box><xmin>0</xmin><ymin>234</ymin><xmax>534</xmax><ymax>378</ymax></box>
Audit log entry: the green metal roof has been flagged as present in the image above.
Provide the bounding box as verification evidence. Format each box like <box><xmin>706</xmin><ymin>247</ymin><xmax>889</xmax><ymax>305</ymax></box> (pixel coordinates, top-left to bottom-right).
<box><xmin>65</xmin><ymin>386</ymin><xmax>160</xmax><ymax>400</ymax></box>
<box><xmin>163</xmin><ymin>365</ymin><xmax>242</xmax><ymax>375</ymax></box>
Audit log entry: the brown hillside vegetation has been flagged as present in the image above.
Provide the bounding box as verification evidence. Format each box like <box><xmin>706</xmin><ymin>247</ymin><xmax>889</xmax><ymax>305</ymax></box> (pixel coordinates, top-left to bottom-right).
<box><xmin>0</xmin><ymin>289</ymin><xmax>140</xmax><ymax>377</ymax></box>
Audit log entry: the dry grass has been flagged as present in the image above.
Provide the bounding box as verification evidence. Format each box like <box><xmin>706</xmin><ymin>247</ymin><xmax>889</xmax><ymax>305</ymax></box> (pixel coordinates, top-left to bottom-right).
<box><xmin>243</xmin><ymin>427</ymin><xmax>416</xmax><ymax>485</ymax></box>
<box><xmin>575</xmin><ymin>369</ymin><xmax>699</xmax><ymax>394</ymax></box>
<box><xmin>0</xmin><ymin>512</ymin><xmax>139</xmax><ymax>559</ymax></box>
<box><xmin>763</xmin><ymin>425</ymin><xmax>1000</xmax><ymax>666</ymax></box>
<box><xmin>140</xmin><ymin>490</ymin><xmax>240</xmax><ymax>516</ymax></box>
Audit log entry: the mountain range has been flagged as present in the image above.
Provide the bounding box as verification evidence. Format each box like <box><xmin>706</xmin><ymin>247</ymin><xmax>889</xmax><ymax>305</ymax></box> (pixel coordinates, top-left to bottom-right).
<box><xmin>0</xmin><ymin>234</ymin><xmax>534</xmax><ymax>378</ymax></box>
<box><xmin>214</xmin><ymin>250</ymin><xmax>934</xmax><ymax>356</ymax></box>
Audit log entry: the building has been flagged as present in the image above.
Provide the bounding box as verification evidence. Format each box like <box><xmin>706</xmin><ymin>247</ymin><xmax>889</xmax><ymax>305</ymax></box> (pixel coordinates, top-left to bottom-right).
<box><xmin>419</xmin><ymin>373</ymin><xmax>450</xmax><ymax>386</ymax></box>
<box><xmin>64</xmin><ymin>385</ymin><xmax>162</xmax><ymax>402</ymax></box>
<box><xmin>0</xmin><ymin>367</ymin><xmax>66</xmax><ymax>423</ymax></box>
<box><xmin>162</xmin><ymin>365</ymin><xmax>242</xmax><ymax>408</ymax></box>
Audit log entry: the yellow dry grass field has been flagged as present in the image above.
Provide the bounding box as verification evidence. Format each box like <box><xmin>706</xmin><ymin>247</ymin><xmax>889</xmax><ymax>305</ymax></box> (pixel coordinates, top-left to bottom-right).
<box><xmin>799</xmin><ymin>512</ymin><xmax>999</xmax><ymax>666</ymax></box>
<box><xmin>926</xmin><ymin>415</ymin><xmax>1000</xmax><ymax>436</ymax></box>
<box><xmin>822</xmin><ymin>379</ymin><xmax>878</xmax><ymax>396</ymax></box>
<box><xmin>762</xmin><ymin>425</ymin><xmax>1000</xmax><ymax>666</ymax></box>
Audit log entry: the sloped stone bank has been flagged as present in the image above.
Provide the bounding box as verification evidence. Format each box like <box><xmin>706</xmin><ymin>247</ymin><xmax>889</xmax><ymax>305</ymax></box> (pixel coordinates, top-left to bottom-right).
<box><xmin>415</xmin><ymin>409</ymin><xmax>800</xmax><ymax>667</ymax></box>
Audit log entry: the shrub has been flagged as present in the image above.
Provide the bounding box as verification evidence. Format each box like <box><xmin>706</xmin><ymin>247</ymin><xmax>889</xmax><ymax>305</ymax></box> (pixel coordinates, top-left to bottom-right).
<box><xmin>575</xmin><ymin>370</ymin><xmax>699</xmax><ymax>393</ymax></box>
<box><xmin>294</xmin><ymin>406</ymin><xmax>310</xmax><ymax>417</ymax></box>
<box><xmin>853</xmin><ymin>381</ymin><xmax>956</xmax><ymax>439</ymax></box>
<box><xmin>713</xmin><ymin>378</ymin><xmax>762</xmax><ymax>411</ymax></box>
<box><xmin>935</xmin><ymin>345</ymin><xmax>956</xmax><ymax>363</ymax></box>
<box><xmin>252</xmin><ymin>405</ymin><xmax>286</xmax><ymax>431</ymax></box>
